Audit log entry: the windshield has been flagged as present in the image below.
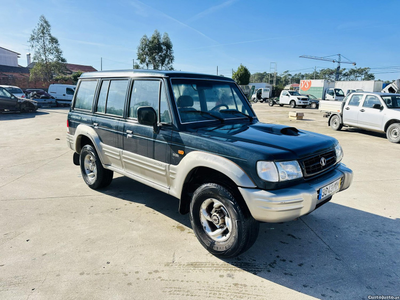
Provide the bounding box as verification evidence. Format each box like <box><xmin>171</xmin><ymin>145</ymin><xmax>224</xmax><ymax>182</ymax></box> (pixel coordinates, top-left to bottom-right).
<box><xmin>171</xmin><ymin>79</ymin><xmax>254</xmax><ymax>123</ymax></box>
<box><xmin>335</xmin><ymin>89</ymin><xmax>345</xmax><ymax>96</ymax></box>
<box><xmin>288</xmin><ymin>91</ymin><xmax>300</xmax><ymax>96</ymax></box>
<box><xmin>382</xmin><ymin>95</ymin><xmax>400</xmax><ymax>108</ymax></box>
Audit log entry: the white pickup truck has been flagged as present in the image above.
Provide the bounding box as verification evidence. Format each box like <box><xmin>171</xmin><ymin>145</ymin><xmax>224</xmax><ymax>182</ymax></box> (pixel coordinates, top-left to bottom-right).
<box><xmin>278</xmin><ymin>90</ymin><xmax>309</xmax><ymax>108</ymax></box>
<box><xmin>328</xmin><ymin>92</ymin><xmax>400</xmax><ymax>143</ymax></box>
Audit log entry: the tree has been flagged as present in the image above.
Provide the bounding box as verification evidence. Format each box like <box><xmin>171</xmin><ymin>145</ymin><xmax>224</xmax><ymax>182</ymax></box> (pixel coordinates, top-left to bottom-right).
<box><xmin>137</xmin><ymin>30</ymin><xmax>174</xmax><ymax>70</ymax></box>
<box><xmin>232</xmin><ymin>64</ymin><xmax>251</xmax><ymax>85</ymax></box>
<box><xmin>29</xmin><ymin>15</ymin><xmax>67</xmax><ymax>83</ymax></box>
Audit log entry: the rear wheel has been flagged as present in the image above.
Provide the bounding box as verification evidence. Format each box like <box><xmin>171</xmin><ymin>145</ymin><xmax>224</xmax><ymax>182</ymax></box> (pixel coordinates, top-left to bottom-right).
<box><xmin>387</xmin><ymin>123</ymin><xmax>400</xmax><ymax>143</ymax></box>
<box><xmin>290</xmin><ymin>100</ymin><xmax>296</xmax><ymax>108</ymax></box>
<box><xmin>190</xmin><ymin>183</ymin><xmax>259</xmax><ymax>258</ymax></box>
<box><xmin>330</xmin><ymin>115</ymin><xmax>343</xmax><ymax>131</ymax></box>
<box><xmin>311</xmin><ymin>102</ymin><xmax>317</xmax><ymax>109</ymax></box>
<box><xmin>80</xmin><ymin>144</ymin><xmax>113</xmax><ymax>189</ymax></box>
<box><xmin>268</xmin><ymin>100</ymin><xmax>274</xmax><ymax>106</ymax></box>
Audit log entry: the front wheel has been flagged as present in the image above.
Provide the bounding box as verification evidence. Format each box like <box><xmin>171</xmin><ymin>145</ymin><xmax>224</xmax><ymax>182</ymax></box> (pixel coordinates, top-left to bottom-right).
<box><xmin>387</xmin><ymin>123</ymin><xmax>400</xmax><ymax>143</ymax></box>
<box><xmin>80</xmin><ymin>144</ymin><xmax>113</xmax><ymax>189</ymax></box>
<box><xmin>311</xmin><ymin>102</ymin><xmax>318</xmax><ymax>109</ymax></box>
<box><xmin>330</xmin><ymin>115</ymin><xmax>343</xmax><ymax>131</ymax></box>
<box><xmin>190</xmin><ymin>183</ymin><xmax>259</xmax><ymax>258</ymax></box>
<box><xmin>268</xmin><ymin>100</ymin><xmax>274</xmax><ymax>106</ymax></box>
<box><xmin>290</xmin><ymin>100</ymin><xmax>296</xmax><ymax>108</ymax></box>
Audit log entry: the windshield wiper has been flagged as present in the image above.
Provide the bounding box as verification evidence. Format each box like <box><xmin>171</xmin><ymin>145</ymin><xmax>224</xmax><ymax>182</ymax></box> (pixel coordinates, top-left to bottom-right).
<box><xmin>220</xmin><ymin>109</ymin><xmax>253</xmax><ymax>121</ymax></box>
<box><xmin>188</xmin><ymin>110</ymin><xmax>225</xmax><ymax>122</ymax></box>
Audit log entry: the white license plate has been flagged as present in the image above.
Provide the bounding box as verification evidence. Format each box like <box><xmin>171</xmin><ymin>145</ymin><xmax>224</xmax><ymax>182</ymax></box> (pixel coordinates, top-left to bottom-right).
<box><xmin>318</xmin><ymin>178</ymin><xmax>341</xmax><ymax>200</ymax></box>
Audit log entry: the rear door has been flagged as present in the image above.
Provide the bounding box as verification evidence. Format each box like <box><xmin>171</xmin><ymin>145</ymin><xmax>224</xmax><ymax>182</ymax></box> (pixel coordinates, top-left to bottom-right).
<box><xmin>123</xmin><ymin>79</ymin><xmax>172</xmax><ymax>189</ymax></box>
<box><xmin>93</xmin><ymin>79</ymin><xmax>129</xmax><ymax>170</ymax></box>
<box><xmin>343</xmin><ymin>93</ymin><xmax>363</xmax><ymax>126</ymax></box>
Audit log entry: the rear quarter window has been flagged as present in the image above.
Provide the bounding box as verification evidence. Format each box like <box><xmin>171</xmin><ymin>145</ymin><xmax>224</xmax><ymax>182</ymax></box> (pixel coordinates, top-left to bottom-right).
<box><xmin>74</xmin><ymin>80</ymin><xmax>97</xmax><ymax>111</ymax></box>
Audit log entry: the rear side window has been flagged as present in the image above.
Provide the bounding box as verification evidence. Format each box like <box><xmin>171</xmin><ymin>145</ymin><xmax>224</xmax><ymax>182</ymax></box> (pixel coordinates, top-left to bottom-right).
<box><xmin>348</xmin><ymin>94</ymin><xmax>362</xmax><ymax>106</ymax></box>
<box><xmin>66</xmin><ymin>88</ymin><xmax>75</xmax><ymax>95</ymax></box>
<box><xmin>105</xmin><ymin>80</ymin><xmax>129</xmax><ymax>116</ymax></box>
<box><xmin>74</xmin><ymin>80</ymin><xmax>97</xmax><ymax>110</ymax></box>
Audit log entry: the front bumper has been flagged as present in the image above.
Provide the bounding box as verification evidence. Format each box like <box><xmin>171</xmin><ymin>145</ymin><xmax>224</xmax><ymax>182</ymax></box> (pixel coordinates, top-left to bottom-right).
<box><xmin>239</xmin><ymin>163</ymin><xmax>353</xmax><ymax>223</ymax></box>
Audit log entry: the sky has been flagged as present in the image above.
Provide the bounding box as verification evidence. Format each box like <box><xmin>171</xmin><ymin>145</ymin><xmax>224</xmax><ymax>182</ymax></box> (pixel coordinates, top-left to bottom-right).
<box><xmin>1</xmin><ymin>0</ymin><xmax>400</xmax><ymax>81</ymax></box>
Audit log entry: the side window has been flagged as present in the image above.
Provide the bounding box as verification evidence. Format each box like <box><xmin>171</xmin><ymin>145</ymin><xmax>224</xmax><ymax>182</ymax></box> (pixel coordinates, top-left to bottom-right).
<box><xmin>363</xmin><ymin>95</ymin><xmax>381</xmax><ymax>108</ymax></box>
<box><xmin>106</xmin><ymin>80</ymin><xmax>129</xmax><ymax>116</ymax></box>
<box><xmin>66</xmin><ymin>88</ymin><xmax>75</xmax><ymax>95</ymax></box>
<box><xmin>327</xmin><ymin>89</ymin><xmax>334</xmax><ymax>96</ymax></box>
<box><xmin>74</xmin><ymin>80</ymin><xmax>97</xmax><ymax>111</ymax></box>
<box><xmin>129</xmin><ymin>80</ymin><xmax>160</xmax><ymax>118</ymax></box>
<box><xmin>96</xmin><ymin>80</ymin><xmax>110</xmax><ymax>113</ymax></box>
<box><xmin>348</xmin><ymin>94</ymin><xmax>362</xmax><ymax>106</ymax></box>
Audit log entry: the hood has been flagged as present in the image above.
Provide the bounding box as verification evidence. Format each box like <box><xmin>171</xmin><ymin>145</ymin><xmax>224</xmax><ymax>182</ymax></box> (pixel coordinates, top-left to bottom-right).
<box><xmin>189</xmin><ymin>121</ymin><xmax>336</xmax><ymax>161</ymax></box>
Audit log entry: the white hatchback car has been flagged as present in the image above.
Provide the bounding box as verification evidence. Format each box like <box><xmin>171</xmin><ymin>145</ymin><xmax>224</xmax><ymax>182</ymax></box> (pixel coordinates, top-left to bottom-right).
<box><xmin>0</xmin><ymin>85</ymin><xmax>25</xmax><ymax>98</ymax></box>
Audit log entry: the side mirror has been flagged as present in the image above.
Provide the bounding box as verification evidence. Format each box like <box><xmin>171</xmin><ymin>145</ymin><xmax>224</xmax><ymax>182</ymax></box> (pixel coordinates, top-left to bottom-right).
<box><xmin>137</xmin><ymin>106</ymin><xmax>159</xmax><ymax>133</ymax></box>
<box><xmin>372</xmin><ymin>104</ymin><xmax>383</xmax><ymax>110</ymax></box>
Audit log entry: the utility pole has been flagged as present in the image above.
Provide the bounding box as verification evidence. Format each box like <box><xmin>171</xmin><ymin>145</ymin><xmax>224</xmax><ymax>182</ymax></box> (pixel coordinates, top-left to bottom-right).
<box><xmin>217</xmin><ymin>66</ymin><xmax>218</xmax><ymax>76</ymax></box>
<box><xmin>101</xmin><ymin>57</ymin><xmax>103</xmax><ymax>71</ymax></box>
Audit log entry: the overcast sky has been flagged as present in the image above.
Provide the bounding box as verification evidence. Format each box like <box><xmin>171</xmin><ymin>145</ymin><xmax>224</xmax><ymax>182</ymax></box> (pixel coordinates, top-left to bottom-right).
<box><xmin>1</xmin><ymin>0</ymin><xmax>400</xmax><ymax>81</ymax></box>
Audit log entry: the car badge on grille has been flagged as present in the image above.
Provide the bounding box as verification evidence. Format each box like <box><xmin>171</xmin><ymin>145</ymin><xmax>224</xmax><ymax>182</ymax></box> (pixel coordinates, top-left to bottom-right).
<box><xmin>320</xmin><ymin>157</ymin><xmax>327</xmax><ymax>167</ymax></box>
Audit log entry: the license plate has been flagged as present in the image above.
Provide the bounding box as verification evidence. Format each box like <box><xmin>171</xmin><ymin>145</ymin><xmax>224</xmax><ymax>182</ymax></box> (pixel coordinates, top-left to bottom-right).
<box><xmin>318</xmin><ymin>178</ymin><xmax>341</xmax><ymax>200</ymax></box>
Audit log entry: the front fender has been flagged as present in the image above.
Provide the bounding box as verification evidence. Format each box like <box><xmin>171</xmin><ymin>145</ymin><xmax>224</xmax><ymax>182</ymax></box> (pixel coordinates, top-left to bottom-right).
<box><xmin>168</xmin><ymin>151</ymin><xmax>256</xmax><ymax>199</ymax></box>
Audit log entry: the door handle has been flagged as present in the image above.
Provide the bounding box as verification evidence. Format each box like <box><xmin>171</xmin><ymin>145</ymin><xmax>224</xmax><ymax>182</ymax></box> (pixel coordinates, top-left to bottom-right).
<box><xmin>360</xmin><ymin>109</ymin><xmax>365</xmax><ymax>112</ymax></box>
<box><xmin>345</xmin><ymin>107</ymin><xmax>350</xmax><ymax>110</ymax></box>
<box><xmin>126</xmin><ymin>130</ymin><xmax>133</xmax><ymax>138</ymax></box>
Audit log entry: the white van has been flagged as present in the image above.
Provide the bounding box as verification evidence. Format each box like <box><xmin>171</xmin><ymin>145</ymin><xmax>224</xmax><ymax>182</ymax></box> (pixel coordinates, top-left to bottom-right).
<box><xmin>48</xmin><ymin>84</ymin><xmax>76</xmax><ymax>106</ymax></box>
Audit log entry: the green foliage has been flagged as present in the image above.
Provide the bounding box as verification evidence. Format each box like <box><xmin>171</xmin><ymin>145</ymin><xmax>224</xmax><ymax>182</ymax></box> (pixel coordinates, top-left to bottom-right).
<box><xmin>232</xmin><ymin>64</ymin><xmax>251</xmax><ymax>85</ymax></box>
<box><xmin>29</xmin><ymin>15</ymin><xmax>67</xmax><ymax>82</ymax></box>
<box><xmin>137</xmin><ymin>30</ymin><xmax>174</xmax><ymax>70</ymax></box>
<box><xmin>251</xmin><ymin>67</ymin><xmax>375</xmax><ymax>86</ymax></box>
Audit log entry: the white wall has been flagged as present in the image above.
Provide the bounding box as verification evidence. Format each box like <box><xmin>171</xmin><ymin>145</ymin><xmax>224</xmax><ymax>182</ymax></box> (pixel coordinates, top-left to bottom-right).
<box><xmin>0</xmin><ymin>48</ymin><xmax>19</xmax><ymax>67</ymax></box>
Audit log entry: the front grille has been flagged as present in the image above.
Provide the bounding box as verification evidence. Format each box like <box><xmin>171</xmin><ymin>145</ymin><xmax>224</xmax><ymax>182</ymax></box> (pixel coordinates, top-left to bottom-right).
<box><xmin>301</xmin><ymin>150</ymin><xmax>336</xmax><ymax>177</ymax></box>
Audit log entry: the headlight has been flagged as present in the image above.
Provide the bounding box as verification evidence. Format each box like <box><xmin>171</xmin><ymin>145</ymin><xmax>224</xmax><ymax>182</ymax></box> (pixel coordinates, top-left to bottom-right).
<box><xmin>257</xmin><ymin>160</ymin><xmax>303</xmax><ymax>182</ymax></box>
<box><xmin>335</xmin><ymin>143</ymin><xmax>343</xmax><ymax>163</ymax></box>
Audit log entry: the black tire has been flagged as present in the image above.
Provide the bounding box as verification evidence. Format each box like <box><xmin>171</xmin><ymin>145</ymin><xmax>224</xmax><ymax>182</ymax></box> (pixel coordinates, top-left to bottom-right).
<box><xmin>279</xmin><ymin>104</ymin><xmax>284</xmax><ymax>107</ymax></box>
<box><xmin>290</xmin><ymin>101</ymin><xmax>296</xmax><ymax>108</ymax></box>
<box><xmin>80</xmin><ymin>144</ymin><xmax>113</xmax><ymax>189</ymax></box>
<box><xmin>268</xmin><ymin>100</ymin><xmax>274</xmax><ymax>107</ymax></box>
<box><xmin>330</xmin><ymin>115</ymin><xmax>343</xmax><ymax>131</ymax></box>
<box><xmin>386</xmin><ymin>123</ymin><xmax>400</xmax><ymax>143</ymax></box>
<box><xmin>190</xmin><ymin>183</ymin><xmax>259</xmax><ymax>258</ymax></box>
<box><xmin>311</xmin><ymin>102</ymin><xmax>317</xmax><ymax>109</ymax></box>
<box><xmin>302</xmin><ymin>105</ymin><xmax>307</xmax><ymax>108</ymax></box>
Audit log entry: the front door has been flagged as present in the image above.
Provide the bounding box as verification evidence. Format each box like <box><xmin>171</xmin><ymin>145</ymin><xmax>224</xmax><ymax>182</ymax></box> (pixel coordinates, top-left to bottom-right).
<box><xmin>123</xmin><ymin>79</ymin><xmax>172</xmax><ymax>189</ymax></box>
<box><xmin>0</xmin><ymin>87</ymin><xmax>18</xmax><ymax>110</ymax></box>
<box><xmin>357</xmin><ymin>95</ymin><xmax>385</xmax><ymax>130</ymax></box>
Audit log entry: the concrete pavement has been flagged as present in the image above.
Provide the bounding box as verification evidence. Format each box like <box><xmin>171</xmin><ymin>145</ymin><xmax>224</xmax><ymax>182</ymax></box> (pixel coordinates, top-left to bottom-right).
<box><xmin>0</xmin><ymin>105</ymin><xmax>399</xmax><ymax>299</ymax></box>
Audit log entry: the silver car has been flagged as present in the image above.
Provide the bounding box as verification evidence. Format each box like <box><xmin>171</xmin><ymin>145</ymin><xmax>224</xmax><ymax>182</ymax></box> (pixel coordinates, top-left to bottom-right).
<box><xmin>330</xmin><ymin>92</ymin><xmax>400</xmax><ymax>143</ymax></box>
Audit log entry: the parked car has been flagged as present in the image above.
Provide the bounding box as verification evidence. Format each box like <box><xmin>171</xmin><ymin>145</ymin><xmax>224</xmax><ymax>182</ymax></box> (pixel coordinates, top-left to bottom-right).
<box><xmin>0</xmin><ymin>85</ymin><xmax>25</xmax><ymax>98</ymax></box>
<box><xmin>0</xmin><ymin>87</ymin><xmax>37</xmax><ymax>113</ymax></box>
<box><xmin>278</xmin><ymin>90</ymin><xmax>309</xmax><ymax>108</ymax></box>
<box><xmin>24</xmin><ymin>89</ymin><xmax>57</xmax><ymax>107</ymax></box>
<box><xmin>328</xmin><ymin>92</ymin><xmax>400</xmax><ymax>143</ymax></box>
<box><xmin>67</xmin><ymin>70</ymin><xmax>353</xmax><ymax>257</ymax></box>
<box><xmin>301</xmin><ymin>94</ymin><xmax>320</xmax><ymax>109</ymax></box>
